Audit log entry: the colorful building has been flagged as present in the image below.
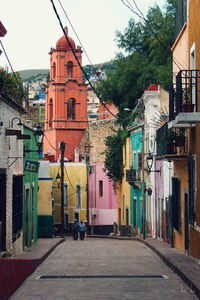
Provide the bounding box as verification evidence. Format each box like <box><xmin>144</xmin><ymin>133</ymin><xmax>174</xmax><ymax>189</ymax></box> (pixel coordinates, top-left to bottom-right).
<box><xmin>49</xmin><ymin>163</ymin><xmax>87</xmax><ymax>231</ymax></box>
<box><xmin>156</xmin><ymin>0</ymin><xmax>200</xmax><ymax>258</ymax></box>
<box><xmin>80</xmin><ymin>118</ymin><xmax>118</xmax><ymax>234</ymax></box>
<box><xmin>129</xmin><ymin>123</ymin><xmax>143</xmax><ymax>234</ymax></box>
<box><xmin>44</xmin><ymin>27</ymin><xmax>88</xmax><ymax>162</ymax></box>
<box><xmin>23</xmin><ymin>124</ymin><xmax>39</xmax><ymax>248</ymax></box>
<box><xmin>119</xmin><ymin>136</ymin><xmax>131</xmax><ymax>234</ymax></box>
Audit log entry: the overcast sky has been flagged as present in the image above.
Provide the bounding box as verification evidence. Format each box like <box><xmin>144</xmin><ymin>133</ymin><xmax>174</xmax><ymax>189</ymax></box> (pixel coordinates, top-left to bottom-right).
<box><xmin>1</xmin><ymin>0</ymin><xmax>165</xmax><ymax>71</ymax></box>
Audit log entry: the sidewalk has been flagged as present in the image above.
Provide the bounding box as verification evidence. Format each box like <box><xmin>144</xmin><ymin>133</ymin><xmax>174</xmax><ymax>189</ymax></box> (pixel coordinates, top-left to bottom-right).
<box><xmin>0</xmin><ymin>237</ymin><xmax>64</xmax><ymax>300</ymax></box>
<box><xmin>88</xmin><ymin>235</ymin><xmax>200</xmax><ymax>299</ymax></box>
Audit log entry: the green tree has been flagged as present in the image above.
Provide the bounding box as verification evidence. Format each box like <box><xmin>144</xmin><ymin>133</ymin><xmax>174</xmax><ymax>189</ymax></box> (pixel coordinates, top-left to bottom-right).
<box><xmin>104</xmin><ymin>129</ymin><xmax>128</xmax><ymax>188</ymax></box>
<box><xmin>0</xmin><ymin>68</ymin><xmax>24</xmax><ymax>104</ymax></box>
<box><xmin>96</xmin><ymin>0</ymin><xmax>175</xmax><ymax>112</ymax></box>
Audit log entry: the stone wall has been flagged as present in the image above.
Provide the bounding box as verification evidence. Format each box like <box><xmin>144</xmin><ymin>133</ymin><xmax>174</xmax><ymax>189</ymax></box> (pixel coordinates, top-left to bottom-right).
<box><xmin>80</xmin><ymin>118</ymin><xmax>119</xmax><ymax>163</ymax></box>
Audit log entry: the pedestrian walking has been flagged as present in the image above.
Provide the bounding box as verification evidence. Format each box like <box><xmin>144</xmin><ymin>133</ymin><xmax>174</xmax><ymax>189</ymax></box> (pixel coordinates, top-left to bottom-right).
<box><xmin>72</xmin><ymin>219</ymin><xmax>79</xmax><ymax>240</ymax></box>
<box><xmin>79</xmin><ymin>220</ymin><xmax>86</xmax><ymax>240</ymax></box>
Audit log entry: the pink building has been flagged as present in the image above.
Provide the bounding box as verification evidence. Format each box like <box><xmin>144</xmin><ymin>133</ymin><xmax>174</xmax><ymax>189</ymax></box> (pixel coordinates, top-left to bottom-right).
<box><xmin>88</xmin><ymin>163</ymin><xmax>118</xmax><ymax>234</ymax></box>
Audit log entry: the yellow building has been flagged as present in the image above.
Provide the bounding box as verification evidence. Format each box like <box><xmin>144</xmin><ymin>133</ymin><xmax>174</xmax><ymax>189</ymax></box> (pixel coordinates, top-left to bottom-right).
<box><xmin>38</xmin><ymin>161</ymin><xmax>53</xmax><ymax>215</ymax></box>
<box><xmin>50</xmin><ymin>162</ymin><xmax>87</xmax><ymax>231</ymax></box>
<box><xmin>119</xmin><ymin>137</ymin><xmax>131</xmax><ymax>231</ymax></box>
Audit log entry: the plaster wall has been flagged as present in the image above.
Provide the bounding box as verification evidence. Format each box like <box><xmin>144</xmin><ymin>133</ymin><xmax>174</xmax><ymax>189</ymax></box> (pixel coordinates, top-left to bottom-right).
<box><xmin>49</xmin><ymin>163</ymin><xmax>87</xmax><ymax>224</ymax></box>
<box><xmin>88</xmin><ymin>162</ymin><xmax>118</xmax><ymax>226</ymax></box>
<box><xmin>0</xmin><ymin>100</ymin><xmax>24</xmax><ymax>254</ymax></box>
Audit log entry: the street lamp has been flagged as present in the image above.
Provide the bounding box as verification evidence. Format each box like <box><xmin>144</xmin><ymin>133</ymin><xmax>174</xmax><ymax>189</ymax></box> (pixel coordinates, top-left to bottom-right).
<box><xmin>146</xmin><ymin>152</ymin><xmax>161</xmax><ymax>174</ymax></box>
<box><xmin>10</xmin><ymin>117</ymin><xmax>23</xmax><ymax>128</ymax></box>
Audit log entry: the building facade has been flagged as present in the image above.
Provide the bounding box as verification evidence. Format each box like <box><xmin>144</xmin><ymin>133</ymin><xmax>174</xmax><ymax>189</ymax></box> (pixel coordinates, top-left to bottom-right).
<box><xmin>44</xmin><ymin>27</ymin><xmax>88</xmax><ymax>162</ymax></box>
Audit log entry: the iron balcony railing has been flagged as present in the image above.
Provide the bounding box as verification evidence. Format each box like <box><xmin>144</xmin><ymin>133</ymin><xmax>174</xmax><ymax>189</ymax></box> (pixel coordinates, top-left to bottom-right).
<box><xmin>126</xmin><ymin>169</ymin><xmax>141</xmax><ymax>184</ymax></box>
<box><xmin>169</xmin><ymin>70</ymin><xmax>200</xmax><ymax>122</ymax></box>
<box><xmin>156</xmin><ymin>123</ymin><xmax>187</xmax><ymax>156</ymax></box>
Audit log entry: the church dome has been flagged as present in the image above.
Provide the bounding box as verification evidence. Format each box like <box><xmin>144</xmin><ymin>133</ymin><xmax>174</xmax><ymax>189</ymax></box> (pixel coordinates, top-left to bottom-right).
<box><xmin>56</xmin><ymin>27</ymin><xmax>76</xmax><ymax>50</ymax></box>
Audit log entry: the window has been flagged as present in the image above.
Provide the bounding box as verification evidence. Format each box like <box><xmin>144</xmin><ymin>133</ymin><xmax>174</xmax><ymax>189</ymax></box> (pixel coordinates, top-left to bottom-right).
<box><xmin>49</xmin><ymin>98</ymin><xmax>53</xmax><ymax>127</ymax></box>
<box><xmin>190</xmin><ymin>44</ymin><xmax>196</xmax><ymax>107</ymax></box>
<box><xmin>74</xmin><ymin>212</ymin><xmax>79</xmax><ymax>222</ymax></box>
<box><xmin>138</xmin><ymin>153</ymin><xmax>142</xmax><ymax>169</ymax></box>
<box><xmin>172</xmin><ymin>177</ymin><xmax>181</xmax><ymax>232</ymax></box>
<box><xmin>67</xmin><ymin>98</ymin><xmax>75</xmax><ymax>120</ymax></box>
<box><xmin>123</xmin><ymin>195</ymin><xmax>125</xmax><ymax>220</ymax></box>
<box><xmin>52</xmin><ymin>62</ymin><xmax>56</xmax><ymax>79</ymax></box>
<box><xmin>64</xmin><ymin>183</ymin><xmax>68</xmax><ymax>207</ymax></box>
<box><xmin>41</xmin><ymin>108</ymin><xmax>45</xmax><ymax>113</ymax></box>
<box><xmin>67</xmin><ymin>61</ymin><xmax>73</xmax><ymax>78</ymax></box>
<box><xmin>12</xmin><ymin>175</ymin><xmax>23</xmax><ymax>242</ymax></box>
<box><xmin>133</xmin><ymin>198</ymin><xmax>137</xmax><ymax>227</ymax></box>
<box><xmin>99</xmin><ymin>180</ymin><xmax>103</xmax><ymax>197</ymax></box>
<box><xmin>76</xmin><ymin>184</ymin><xmax>81</xmax><ymax>208</ymax></box>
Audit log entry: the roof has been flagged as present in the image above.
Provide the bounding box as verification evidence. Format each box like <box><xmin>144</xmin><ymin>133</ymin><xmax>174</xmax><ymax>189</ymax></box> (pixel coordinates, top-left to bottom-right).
<box><xmin>56</xmin><ymin>27</ymin><xmax>76</xmax><ymax>50</ymax></box>
<box><xmin>0</xmin><ymin>93</ymin><xmax>26</xmax><ymax>114</ymax></box>
<box><xmin>0</xmin><ymin>21</ymin><xmax>7</xmax><ymax>37</ymax></box>
<box><xmin>145</xmin><ymin>84</ymin><xmax>159</xmax><ymax>92</ymax></box>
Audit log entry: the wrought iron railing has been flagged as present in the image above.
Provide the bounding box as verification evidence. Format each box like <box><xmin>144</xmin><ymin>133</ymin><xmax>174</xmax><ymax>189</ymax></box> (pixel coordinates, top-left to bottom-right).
<box><xmin>169</xmin><ymin>70</ymin><xmax>200</xmax><ymax>121</ymax></box>
<box><xmin>156</xmin><ymin>123</ymin><xmax>187</xmax><ymax>156</ymax></box>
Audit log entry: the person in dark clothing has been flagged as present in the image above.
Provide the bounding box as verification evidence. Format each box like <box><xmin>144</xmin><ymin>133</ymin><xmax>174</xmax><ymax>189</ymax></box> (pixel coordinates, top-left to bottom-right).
<box><xmin>79</xmin><ymin>220</ymin><xmax>86</xmax><ymax>240</ymax></box>
<box><xmin>72</xmin><ymin>219</ymin><xmax>79</xmax><ymax>240</ymax></box>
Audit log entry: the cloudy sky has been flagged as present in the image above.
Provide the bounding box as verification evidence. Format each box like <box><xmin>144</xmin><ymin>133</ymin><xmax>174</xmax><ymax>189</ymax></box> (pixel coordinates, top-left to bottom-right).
<box><xmin>1</xmin><ymin>0</ymin><xmax>166</xmax><ymax>71</ymax></box>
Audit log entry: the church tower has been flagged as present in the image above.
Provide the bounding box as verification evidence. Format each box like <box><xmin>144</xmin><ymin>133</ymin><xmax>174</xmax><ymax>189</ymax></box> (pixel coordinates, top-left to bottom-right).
<box><xmin>44</xmin><ymin>27</ymin><xmax>88</xmax><ymax>161</ymax></box>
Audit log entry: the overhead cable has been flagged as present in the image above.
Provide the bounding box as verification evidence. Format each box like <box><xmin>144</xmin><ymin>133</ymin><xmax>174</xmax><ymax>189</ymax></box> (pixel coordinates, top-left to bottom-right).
<box><xmin>50</xmin><ymin>0</ymin><xmax>119</xmax><ymax>119</ymax></box>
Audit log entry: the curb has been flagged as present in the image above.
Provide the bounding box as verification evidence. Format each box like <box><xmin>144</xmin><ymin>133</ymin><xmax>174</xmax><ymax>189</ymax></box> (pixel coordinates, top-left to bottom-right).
<box><xmin>36</xmin><ymin>238</ymin><xmax>65</xmax><ymax>265</ymax></box>
<box><xmin>88</xmin><ymin>235</ymin><xmax>200</xmax><ymax>299</ymax></box>
<box><xmin>1</xmin><ymin>238</ymin><xmax>65</xmax><ymax>300</ymax></box>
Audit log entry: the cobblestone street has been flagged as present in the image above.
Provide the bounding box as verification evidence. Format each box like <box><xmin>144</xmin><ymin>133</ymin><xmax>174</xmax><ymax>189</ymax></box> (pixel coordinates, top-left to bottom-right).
<box><xmin>10</xmin><ymin>238</ymin><xmax>198</xmax><ymax>300</ymax></box>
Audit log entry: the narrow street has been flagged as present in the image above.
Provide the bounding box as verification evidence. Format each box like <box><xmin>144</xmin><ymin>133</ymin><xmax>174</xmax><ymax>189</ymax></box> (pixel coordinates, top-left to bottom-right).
<box><xmin>10</xmin><ymin>238</ymin><xmax>197</xmax><ymax>300</ymax></box>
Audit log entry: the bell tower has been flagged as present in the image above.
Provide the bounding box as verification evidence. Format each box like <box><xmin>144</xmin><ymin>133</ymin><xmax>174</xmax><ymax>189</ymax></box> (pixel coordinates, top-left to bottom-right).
<box><xmin>44</xmin><ymin>27</ymin><xmax>88</xmax><ymax>161</ymax></box>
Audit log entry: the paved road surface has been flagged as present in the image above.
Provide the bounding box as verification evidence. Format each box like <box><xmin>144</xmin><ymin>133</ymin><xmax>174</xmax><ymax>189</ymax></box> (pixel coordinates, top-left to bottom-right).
<box><xmin>10</xmin><ymin>237</ymin><xmax>198</xmax><ymax>300</ymax></box>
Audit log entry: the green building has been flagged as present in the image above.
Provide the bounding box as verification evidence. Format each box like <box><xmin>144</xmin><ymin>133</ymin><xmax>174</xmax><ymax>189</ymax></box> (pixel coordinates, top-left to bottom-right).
<box><xmin>23</xmin><ymin>125</ymin><xmax>40</xmax><ymax>248</ymax></box>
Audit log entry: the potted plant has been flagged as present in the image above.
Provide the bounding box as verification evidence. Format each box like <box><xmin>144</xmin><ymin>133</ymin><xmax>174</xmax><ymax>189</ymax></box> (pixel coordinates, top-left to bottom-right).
<box><xmin>182</xmin><ymin>102</ymin><xmax>195</xmax><ymax>112</ymax></box>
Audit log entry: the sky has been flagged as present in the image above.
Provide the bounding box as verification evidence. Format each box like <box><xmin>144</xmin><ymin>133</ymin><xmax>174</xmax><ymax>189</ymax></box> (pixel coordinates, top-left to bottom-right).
<box><xmin>1</xmin><ymin>0</ymin><xmax>165</xmax><ymax>71</ymax></box>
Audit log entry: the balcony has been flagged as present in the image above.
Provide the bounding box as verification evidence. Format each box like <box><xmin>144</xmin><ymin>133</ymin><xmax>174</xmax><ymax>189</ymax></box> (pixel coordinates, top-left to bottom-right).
<box><xmin>126</xmin><ymin>169</ymin><xmax>141</xmax><ymax>188</ymax></box>
<box><xmin>156</xmin><ymin>123</ymin><xmax>188</xmax><ymax>160</ymax></box>
<box><xmin>168</xmin><ymin>70</ymin><xmax>200</xmax><ymax>128</ymax></box>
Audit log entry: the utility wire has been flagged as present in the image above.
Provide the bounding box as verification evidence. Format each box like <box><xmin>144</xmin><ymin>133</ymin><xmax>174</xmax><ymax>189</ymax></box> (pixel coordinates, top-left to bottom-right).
<box><xmin>0</xmin><ymin>40</ymin><xmax>41</xmax><ymax>124</ymax></box>
<box><xmin>58</xmin><ymin>0</ymin><xmax>94</xmax><ymax>68</ymax></box>
<box><xmin>120</xmin><ymin>0</ymin><xmax>184</xmax><ymax>70</ymax></box>
<box><xmin>0</xmin><ymin>40</ymin><xmax>21</xmax><ymax>87</ymax></box>
<box><xmin>64</xmin><ymin>166</ymin><xmax>76</xmax><ymax>192</ymax></box>
<box><xmin>50</xmin><ymin>0</ymin><xmax>119</xmax><ymax>120</ymax></box>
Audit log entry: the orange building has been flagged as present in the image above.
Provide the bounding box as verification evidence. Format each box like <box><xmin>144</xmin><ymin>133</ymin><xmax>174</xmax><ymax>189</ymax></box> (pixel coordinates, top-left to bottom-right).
<box><xmin>158</xmin><ymin>0</ymin><xmax>200</xmax><ymax>259</ymax></box>
<box><xmin>44</xmin><ymin>27</ymin><xmax>88</xmax><ymax>162</ymax></box>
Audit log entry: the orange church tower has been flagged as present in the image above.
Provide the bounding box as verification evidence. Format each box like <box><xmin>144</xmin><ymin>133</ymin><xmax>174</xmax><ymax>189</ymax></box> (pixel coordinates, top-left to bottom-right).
<box><xmin>44</xmin><ymin>27</ymin><xmax>88</xmax><ymax>162</ymax></box>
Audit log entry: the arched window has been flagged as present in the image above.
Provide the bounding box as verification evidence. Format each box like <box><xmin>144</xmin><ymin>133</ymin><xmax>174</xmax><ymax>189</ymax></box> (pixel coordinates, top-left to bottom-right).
<box><xmin>49</xmin><ymin>98</ymin><xmax>53</xmax><ymax>127</ymax></box>
<box><xmin>67</xmin><ymin>61</ymin><xmax>73</xmax><ymax>78</ymax></box>
<box><xmin>67</xmin><ymin>98</ymin><xmax>75</xmax><ymax>120</ymax></box>
<box><xmin>52</xmin><ymin>63</ymin><xmax>56</xmax><ymax>80</ymax></box>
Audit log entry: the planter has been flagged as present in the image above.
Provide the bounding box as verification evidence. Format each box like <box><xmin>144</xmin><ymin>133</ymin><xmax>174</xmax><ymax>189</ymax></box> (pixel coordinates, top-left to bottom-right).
<box><xmin>182</xmin><ymin>103</ymin><xmax>195</xmax><ymax>112</ymax></box>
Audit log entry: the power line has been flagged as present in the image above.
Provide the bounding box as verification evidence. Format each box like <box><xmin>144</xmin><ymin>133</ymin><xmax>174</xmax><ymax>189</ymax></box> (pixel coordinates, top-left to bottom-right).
<box><xmin>120</xmin><ymin>0</ymin><xmax>185</xmax><ymax>71</ymax></box>
<box><xmin>0</xmin><ymin>40</ymin><xmax>21</xmax><ymax>87</ymax></box>
<box><xmin>0</xmin><ymin>40</ymin><xmax>41</xmax><ymax>124</ymax></box>
<box><xmin>50</xmin><ymin>0</ymin><xmax>119</xmax><ymax>120</ymax></box>
<box><xmin>64</xmin><ymin>165</ymin><xmax>76</xmax><ymax>192</ymax></box>
<box><xmin>58</xmin><ymin>0</ymin><xmax>94</xmax><ymax>68</ymax></box>
<box><xmin>43</xmin><ymin>132</ymin><xmax>58</xmax><ymax>152</ymax></box>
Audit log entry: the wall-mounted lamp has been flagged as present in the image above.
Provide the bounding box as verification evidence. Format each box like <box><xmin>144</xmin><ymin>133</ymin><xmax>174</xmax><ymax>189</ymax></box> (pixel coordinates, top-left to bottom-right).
<box><xmin>146</xmin><ymin>152</ymin><xmax>161</xmax><ymax>174</ymax></box>
<box><xmin>10</xmin><ymin>117</ymin><xmax>23</xmax><ymax>128</ymax></box>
